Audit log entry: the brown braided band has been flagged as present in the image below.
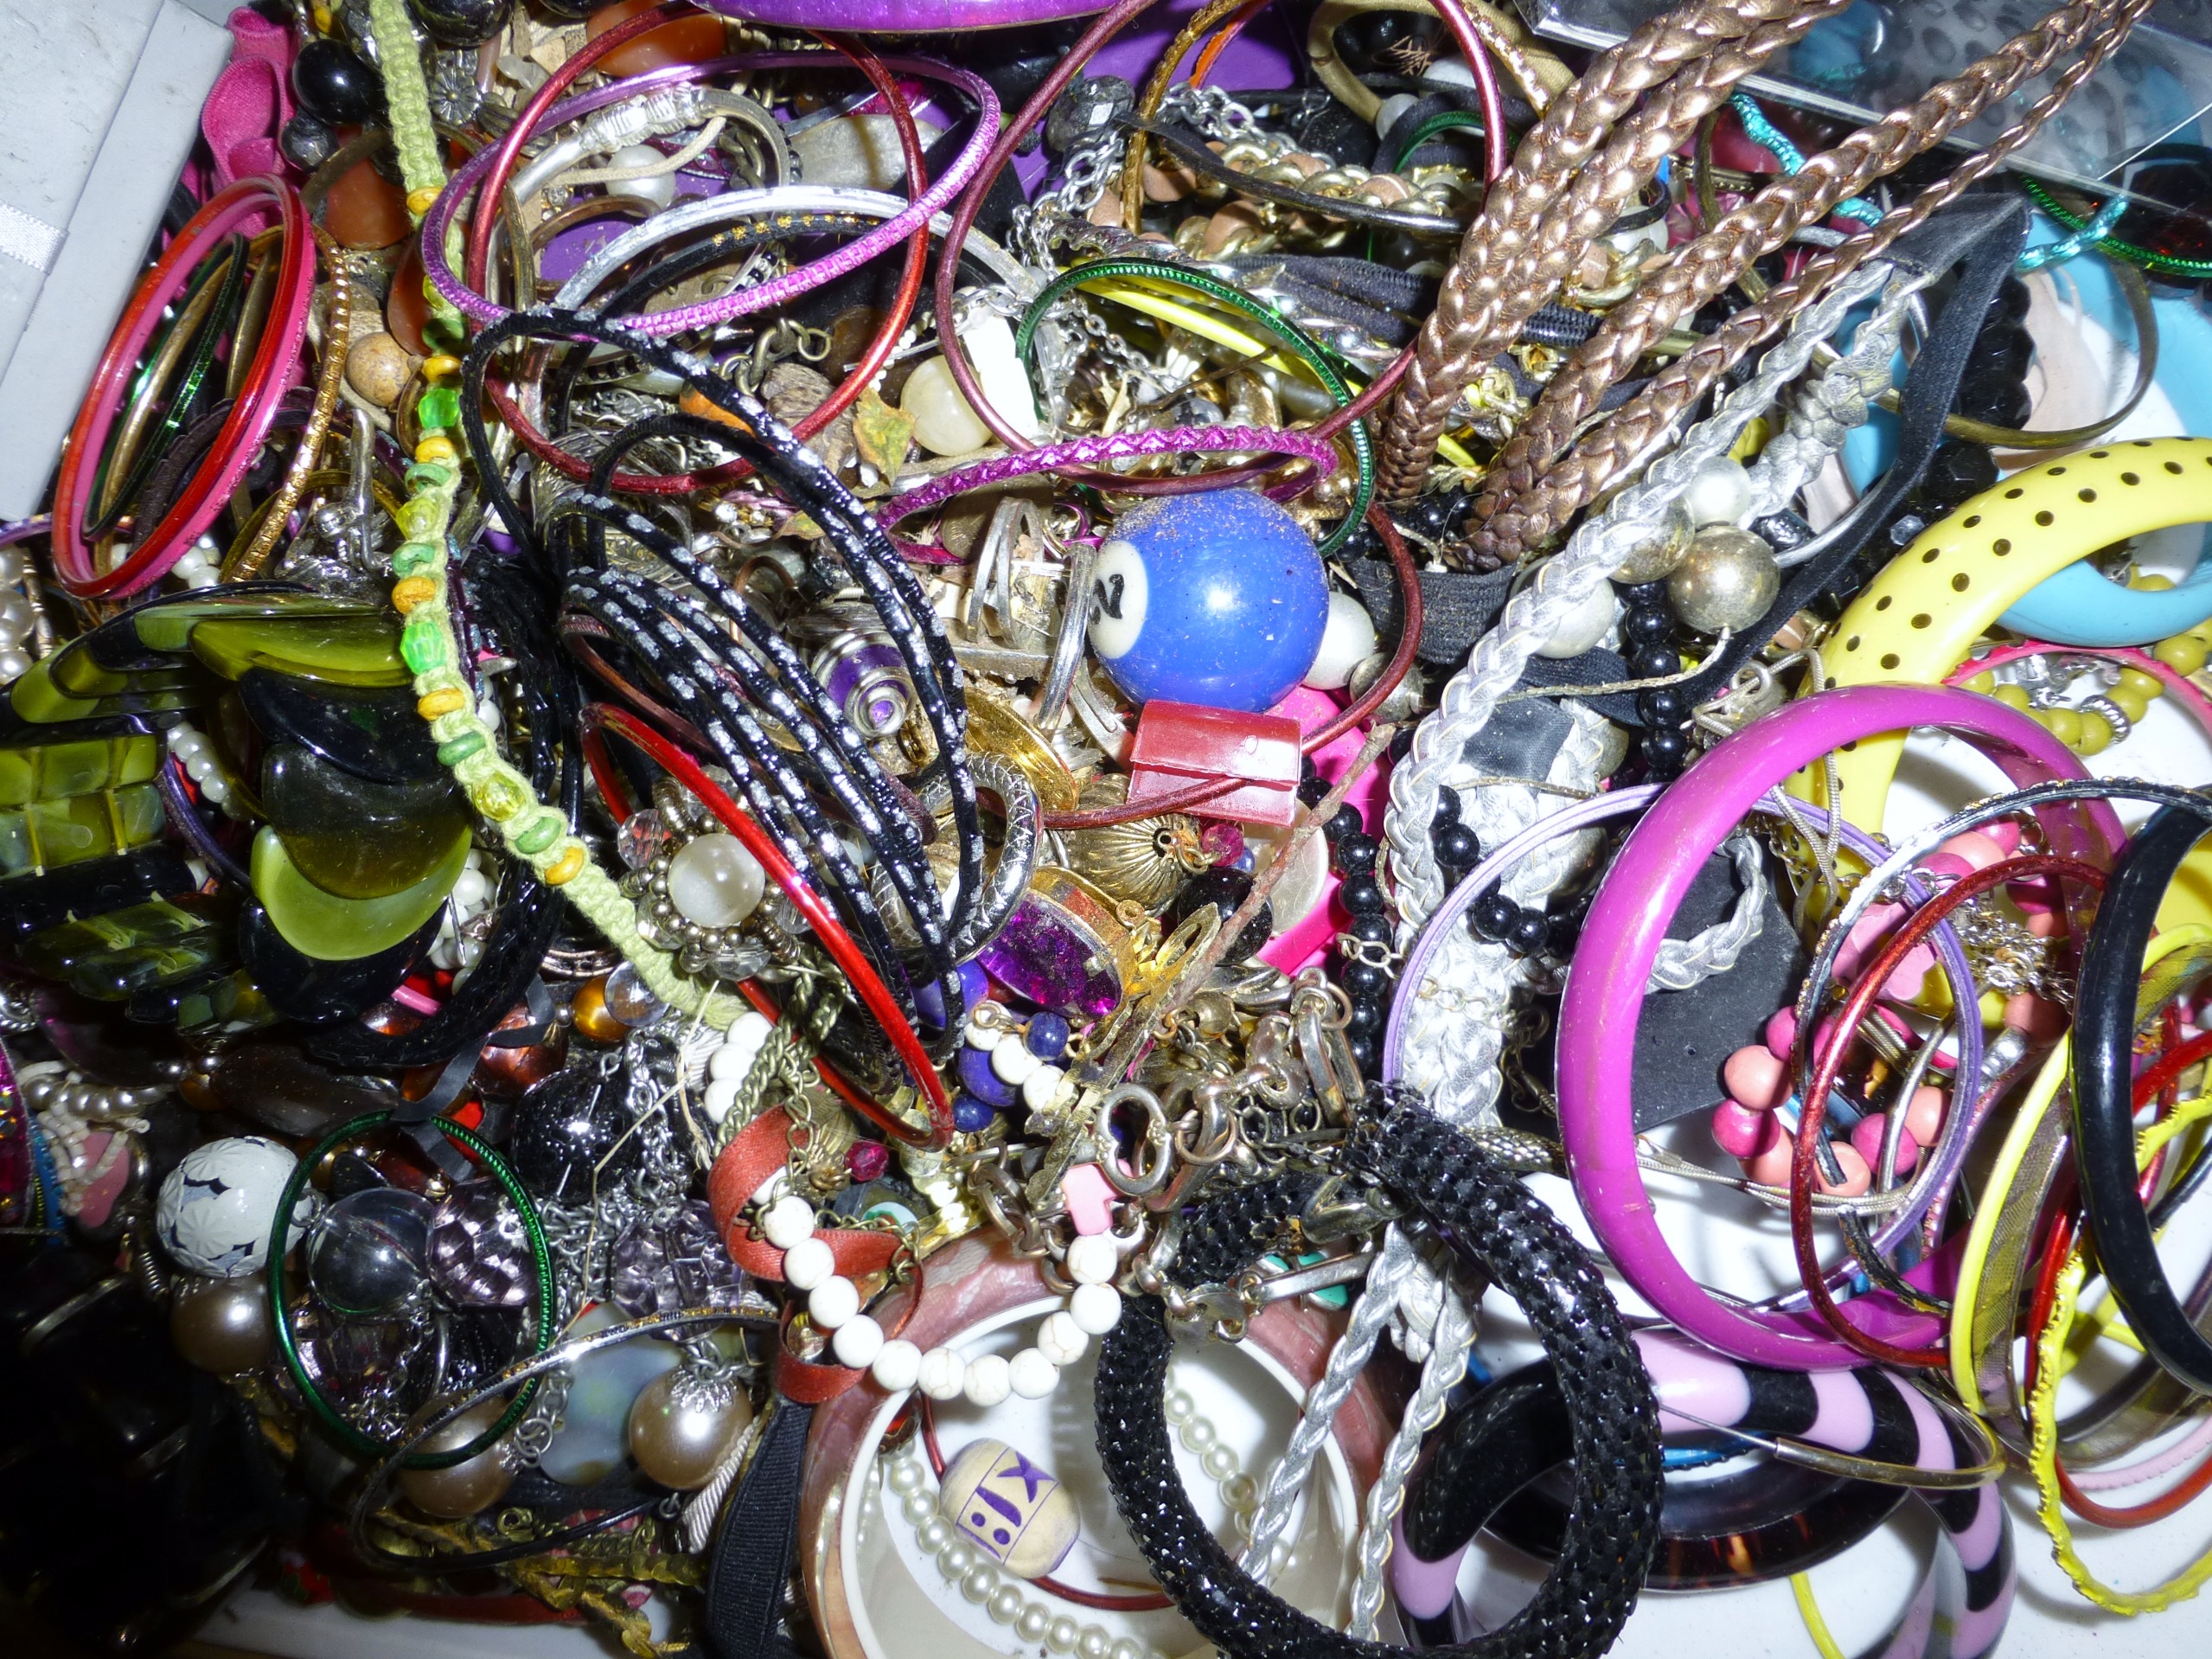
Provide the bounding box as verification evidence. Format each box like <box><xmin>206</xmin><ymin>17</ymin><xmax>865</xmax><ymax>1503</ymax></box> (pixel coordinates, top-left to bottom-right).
<box><xmin>1461</xmin><ymin>0</ymin><xmax>2147</xmax><ymax>569</ymax></box>
<box><xmin>1371</xmin><ymin>0</ymin><xmax>1850</xmax><ymax>506</ymax></box>
<box><xmin>1461</xmin><ymin>0</ymin><xmax>2153</xmax><ymax>569</ymax></box>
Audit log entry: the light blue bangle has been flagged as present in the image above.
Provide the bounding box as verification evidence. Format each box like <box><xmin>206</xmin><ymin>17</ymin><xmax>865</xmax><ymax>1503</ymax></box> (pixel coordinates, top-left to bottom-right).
<box><xmin>1999</xmin><ymin>559</ymin><xmax>2212</xmax><ymax>648</ymax></box>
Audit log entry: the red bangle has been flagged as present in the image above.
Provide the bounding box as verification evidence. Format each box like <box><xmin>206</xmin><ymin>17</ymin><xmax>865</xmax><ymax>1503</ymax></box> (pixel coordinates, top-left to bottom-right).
<box><xmin>582</xmin><ymin>703</ymin><xmax>954</xmax><ymax>1147</ymax></box>
<box><xmin>51</xmin><ymin>176</ymin><xmax>313</xmax><ymax>599</ymax></box>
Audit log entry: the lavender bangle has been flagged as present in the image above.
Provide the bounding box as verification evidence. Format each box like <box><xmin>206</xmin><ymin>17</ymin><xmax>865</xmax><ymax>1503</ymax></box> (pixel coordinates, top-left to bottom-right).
<box><xmin>1378</xmin><ymin>784</ymin><xmax>1989</xmax><ymax>1317</ymax></box>
<box><xmin>420</xmin><ymin>53</ymin><xmax>998</xmax><ymax>332</ymax></box>
<box><xmin>698</xmin><ymin>0</ymin><xmax>1114</xmax><ymax>30</ymax></box>
<box><xmin>883</xmin><ymin>426</ymin><xmax>1343</xmax><ymax>521</ymax></box>
<box><xmin>1557</xmin><ymin>686</ymin><xmax>2114</xmax><ymax>1372</ymax></box>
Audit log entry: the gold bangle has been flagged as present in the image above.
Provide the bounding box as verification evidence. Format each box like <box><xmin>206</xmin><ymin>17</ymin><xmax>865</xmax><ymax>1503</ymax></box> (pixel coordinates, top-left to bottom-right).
<box><xmin>223</xmin><ymin>234</ymin><xmax>353</xmax><ymax>582</ymax></box>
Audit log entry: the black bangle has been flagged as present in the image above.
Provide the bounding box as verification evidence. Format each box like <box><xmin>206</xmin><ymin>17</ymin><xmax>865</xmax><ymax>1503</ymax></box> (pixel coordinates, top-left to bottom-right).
<box><xmin>2071</xmin><ymin>800</ymin><xmax>2212</xmax><ymax>1394</ymax></box>
<box><xmin>1092</xmin><ymin>1091</ymin><xmax>1662</xmax><ymax>1659</ymax></box>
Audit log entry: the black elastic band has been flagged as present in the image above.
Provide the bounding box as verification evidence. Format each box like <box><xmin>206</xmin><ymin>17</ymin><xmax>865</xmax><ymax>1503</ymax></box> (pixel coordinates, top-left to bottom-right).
<box><xmin>703</xmin><ymin>1399</ymin><xmax>814</xmax><ymax>1659</ymax></box>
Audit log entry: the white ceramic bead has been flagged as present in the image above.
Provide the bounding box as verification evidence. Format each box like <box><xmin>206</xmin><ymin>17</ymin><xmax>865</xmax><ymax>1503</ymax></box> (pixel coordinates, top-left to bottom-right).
<box><xmin>781</xmin><ymin>1235</ymin><xmax>835</xmax><ymax>1291</ymax></box>
<box><xmin>1680</xmin><ymin>457</ymin><xmax>1754</xmax><ymax>528</ymax></box>
<box><xmin>668</xmin><ymin>833</ymin><xmax>766</xmax><ymax>929</ymax></box>
<box><xmin>962</xmin><ymin>1353</ymin><xmax>1012</xmax><ymax>1407</ymax></box>
<box><xmin>964</xmin><ymin>1015</ymin><xmax>999</xmax><ymax>1048</ymax></box>
<box><xmin>760</xmin><ymin>1195</ymin><xmax>817</xmax><ymax>1249</ymax></box>
<box><xmin>1007</xmin><ymin>1347</ymin><xmax>1060</xmax><ymax>1399</ymax></box>
<box><xmin>1534</xmin><ymin>580</ymin><xmax>1619</xmax><ymax>660</ymax></box>
<box><xmin>1302</xmin><ymin>592</ymin><xmax>1378</xmax><ymax>690</ymax></box>
<box><xmin>1068</xmin><ymin>1282</ymin><xmax>1122</xmax><ymax>1335</ymax></box>
<box><xmin>917</xmin><ymin>1347</ymin><xmax>968</xmax><ymax>1400</ymax></box>
<box><xmin>871</xmin><ymin>1338</ymin><xmax>924</xmax><ymax>1392</ymax></box>
<box><xmin>1020</xmin><ymin>1063</ymin><xmax>1068</xmax><ymax>1112</ymax></box>
<box><xmin>809</xmin><ymin>1274</ymin><xmax>860</xmax><ymax>1329</ymax></box>
<box><xmin>832</xmin><ymin>1313</ymin><xmax>885</xmax><ymax>1369</ymax></box>
<box><xmin>1038</xmin><ymin>1310</ymin><xmax>1088</xmax><ymax>1367</ymax></box>
<box><xmin>990</xmin><ymin>1032</ymin><xmax>1041</xmax><ymax>1086</ymax></box>
<box><xmin>1064</xmin><ymin>1233</ymin><xmax>1118</xmax><ymax>1286</ymax></box>
<box><xmin>1373</xmin><ymin>92</ymin><xmax>1419</xmax><ymax>139</ymax></box>
<box><xmin>604</xmin><ymin>144</ymin><xmax>677</xmax><ymax>208</ymax></box>
<box><xmin>700</xmin><ymin>1078</ymin><xmax>741</xmax><ymax>1124</ymax></box>
<box><xmin>201</xmin><ymin>775</ymin><xmax>231</xmax><ymax>806</ymax></box>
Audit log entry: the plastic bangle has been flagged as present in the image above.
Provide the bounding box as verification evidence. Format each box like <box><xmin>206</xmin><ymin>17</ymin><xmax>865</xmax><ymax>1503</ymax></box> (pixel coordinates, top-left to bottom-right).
<box><xmin>2072</xmin><ymin>800</ymin><xmax>2212</xmax><ymax>1393</ymax></box>
<box><xmin>50</xmin><ymin>176</ymin><xmax>314</xmax><ymax>599</ymax></box>
<box><xmin>1813</xmin><ymin>439</ymin><xmax>2212</xmax><ymax>821</ymax></box>
<box><xmin>265</xmin><ymin>1111</ymin><xmax>554</xmax><ymax>1466</ymax></box>
<box><xmin>1558</xmin><ymin>686</ymin><xmax>2106</xmax><ymax>1370</ymax></box>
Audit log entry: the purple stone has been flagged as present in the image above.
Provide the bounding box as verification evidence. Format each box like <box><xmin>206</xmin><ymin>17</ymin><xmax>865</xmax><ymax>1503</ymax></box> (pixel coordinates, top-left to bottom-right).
<box><xmin>957</xmin><ymin>1045</ymin><xmax>1015</xmax><ymax>1107</ymax></box>
<box><xmin>974</xmin><ymin>898</ymin><xmax>1122</xmax><ymax>1019</ymax></box>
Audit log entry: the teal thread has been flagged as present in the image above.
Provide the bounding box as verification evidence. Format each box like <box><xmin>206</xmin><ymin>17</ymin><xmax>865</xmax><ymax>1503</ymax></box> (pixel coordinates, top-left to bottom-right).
<box><xmin>1729</xmin><ymin>93</ymin><xmax>1883</xmax><ymax>227</ymax></box>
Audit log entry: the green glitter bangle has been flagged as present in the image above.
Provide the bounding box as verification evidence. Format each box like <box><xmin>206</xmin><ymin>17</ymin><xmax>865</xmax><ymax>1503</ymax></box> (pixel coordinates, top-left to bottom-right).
<box><xmin>1012</xmin><ymin>256</ymin><xmax>1375</xmax><ymax>556</ymax></box>
<box><xmin>265</xmin><ymin>1111</ymin><xmax>556</xmax><ymax>1468</ymax></box>
<box><xmin>2021</xmin><ymin>176</ymin><xmax>2212</xmax><ymax>282</ymax></box>
<box><xmin>1386</xmin><ymin>109</ymin><xmax>1486</xmax><ymax>175</ymax></box>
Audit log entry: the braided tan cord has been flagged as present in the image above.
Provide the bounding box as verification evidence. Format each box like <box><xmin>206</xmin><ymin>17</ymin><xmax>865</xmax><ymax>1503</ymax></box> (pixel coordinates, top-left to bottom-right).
<box><xmin>1371</xmin><ymin>0</ymin><xmax>1849</xmax><ymax>504</ymax></box>
<box><xmin>1467</xmin><ymin>0</ymin><xmax>2153</xmax><ymax>562</ymax></box>
<box><xmin>1462</xmin><ymin>0</ymin><xmax>2122</xmax><ymax>566</ymax></box>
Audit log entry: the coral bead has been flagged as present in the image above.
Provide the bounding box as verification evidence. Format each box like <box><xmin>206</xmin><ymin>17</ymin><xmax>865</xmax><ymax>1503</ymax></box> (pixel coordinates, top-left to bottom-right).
<box><xmin>1721</xmin><ymin>1046</ymin><xmax>1788</xmax><ymax>1111</ymax></box>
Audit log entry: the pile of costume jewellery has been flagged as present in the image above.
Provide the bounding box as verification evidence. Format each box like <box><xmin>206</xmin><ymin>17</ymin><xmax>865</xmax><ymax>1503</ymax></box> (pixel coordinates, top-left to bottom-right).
<box><xmin>18</xmin><ymin>0</ymin><xmax>2212</xmax><ymax>1653</ymax></box>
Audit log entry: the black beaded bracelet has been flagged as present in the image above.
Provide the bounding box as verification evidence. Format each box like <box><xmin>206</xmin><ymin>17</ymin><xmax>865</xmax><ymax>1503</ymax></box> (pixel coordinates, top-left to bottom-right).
<box><xmin>1092</xmin><ymin>1090</ymin><xmax>1662</xmax><ymax>1659</ymax></box>
<box><xmin>2071</xmin><ymin>800</ymin><xmax>2212</xmax><ymax>1394</ymax></box>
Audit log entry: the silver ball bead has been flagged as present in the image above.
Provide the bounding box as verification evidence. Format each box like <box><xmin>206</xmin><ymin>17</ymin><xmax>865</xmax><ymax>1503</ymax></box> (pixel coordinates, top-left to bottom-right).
<box><xmin>1679</xmin><ymin>457</ymin><xmax>1755</xmax><ymax>528</ymax></box>
<box><xmin>1610</xmin><ymin>503</ymin><xmax>1692</xmax><ymax>583</ymax></box>
<box><xmin>1666</xmin><ymin>527</ymin><xmax>1780</xmax><ymax>635</ymax></box>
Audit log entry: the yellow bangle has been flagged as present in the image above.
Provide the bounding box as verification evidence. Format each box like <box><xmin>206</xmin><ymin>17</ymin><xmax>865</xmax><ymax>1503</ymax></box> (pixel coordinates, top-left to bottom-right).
<box><xmin>2030</xmin><ymin>1090</ymin><xmax>2212</xmax><ymax>1613</ymax></box>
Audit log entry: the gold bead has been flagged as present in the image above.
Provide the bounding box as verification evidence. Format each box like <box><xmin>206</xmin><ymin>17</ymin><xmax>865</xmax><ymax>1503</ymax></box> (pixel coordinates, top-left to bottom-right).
<box><xmin>546</xmin><ymin>843</ymin><xmax>586</xmax><ymax>886</ymax></box>
<box><xmin>2076</xmin><ymin>711</ymin><xmax>2114</xmax><ymax>755</ymax></box>
<box><xmin>392</xmin><ymin>576</ymin><xmax>438</xmax><ymax>613</ymax></box>
<box><xmin>2154</xmin><ymin>634</ymin><xmax>2208</xmax><ymax>676</ymax></box>
<box><xmin>571</xmin><ymin>977</ymin><xmax>628</xmax><ymax>1044</ymax></box>
<box><xmin>421</xmin><ymin>354</ymin><xmax>463</xmax><ymax>383</ymax></box>
<box><xmin>626</xmin><ymin>1370</ymin><xmax>752</xmax><ymax>1489</ymax></box>
<box><xmin>418</xmin><ymin>687</ymin><xmax>467</xmax><ymax>719</ymax></box>
<box><xmin>1665</xmin><ymin>526</ymin><xmax>1780</xmax><ymax>635</ymax></box>
<box><xmin>415</xmin><ymin>433</ymin><xmax>458</xmax><ymax>465</ymax></box>
<box><xmin>405</xmin><ymin>185</ymin><xmax>442</xmax><ymax>218</ymax></box>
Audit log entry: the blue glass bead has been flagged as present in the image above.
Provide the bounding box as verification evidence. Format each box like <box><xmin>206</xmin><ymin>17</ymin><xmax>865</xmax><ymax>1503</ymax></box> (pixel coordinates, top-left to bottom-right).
<box><xmin>1025</xmin><ymin>1011</ymin><xmax>1071</xmax><ymax>1060</ymax></box>
<box><xmin>952</xmin><ymin>1092</ymin><xmax>997</xmax><ymax>1134</ymax></box>
<box><xmin>956</xmin><ymin>1045</ymin><xmax>1016</xmax><ymax>1107</ymax></box>
<box><xmin>915</xmin><ymin>978</ymin><xmax>945</xmax><ymax>1028</ymax></box>
<box><xmin>1088</xmin><ymin>492</ymin><xmax>1329</xmax><ymax>713</ymax></box>
<box><xmin>958</xmin><ymin>959</ymin><xmax>989</xmax><ymax>1014</ymax></box>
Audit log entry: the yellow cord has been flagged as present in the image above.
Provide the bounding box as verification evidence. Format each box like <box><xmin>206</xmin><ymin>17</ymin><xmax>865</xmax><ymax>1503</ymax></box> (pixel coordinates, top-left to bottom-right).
<box><xmin>1790</xmin><ymin>1573</ymin><xmax>1850</xmax><ymax>1659</ymax></box>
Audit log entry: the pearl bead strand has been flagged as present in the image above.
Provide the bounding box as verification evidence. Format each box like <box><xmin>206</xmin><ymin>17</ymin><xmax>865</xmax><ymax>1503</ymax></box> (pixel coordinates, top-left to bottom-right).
<box><xmin>164</xmin><ymin>721</ymin><xmax>235</xmax><ymax>811</ymax></box>
<box><xmin>874</xmin><ymin>1227</ymin><xmax>1123</xmax><ymax>1404</ymax></box>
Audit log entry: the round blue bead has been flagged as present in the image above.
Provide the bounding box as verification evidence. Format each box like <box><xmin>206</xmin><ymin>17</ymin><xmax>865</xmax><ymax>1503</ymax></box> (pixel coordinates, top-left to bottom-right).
<box><xmin>956</xmin><ymin>1044</ymin><xmax>1015</xmax><ymax>1107</ymax></box>
<box><xmin>951</xmin><ymin>1092</ymin><xmax>996</xmax><ymax>1134</ymax></box>
<box><xmin>914</xmin><ymin>978</ymin><xmax>946</xmax><ymax>1028</ymax></box>
<box><xmin>1088</xmin><ymin>491</ymin><xmax>1329</xmax><ymax>713</ymax></box>
<box><xmin>1025</xmin><ymin>1011</ymin><xmax>1071</xmax><ymax>1060</ymax></box>
<box><xmin>956</xmin><ymin>959</ymin><xmax>989</xmax><ymax>1014</ymax></box>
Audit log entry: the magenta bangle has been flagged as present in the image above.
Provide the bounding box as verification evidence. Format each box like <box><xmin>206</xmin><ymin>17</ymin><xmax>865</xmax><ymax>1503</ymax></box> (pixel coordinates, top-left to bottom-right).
<box><xmin>50</xmin><ymin>176</ymin><xmax>313</xmax><ymax>600</ymax></box>
<box><xmin>882</xmin><ymin>426</ymin><xmax>1341</xmax><ymax>522</ymax></box>
<box><xmin>1556</xmin><ymin>685</ymin><xmax>2116</xmax><ymax>1371</ymax></box>
<box><xmin>697</xmin><ymin>0</ymin><xmax>1113</xmax><ymax>29</ymax></box>
<box><xmin>421</xmin><ymin>53</ymin><xmax>997</xmax><ymax>333</ymax></box>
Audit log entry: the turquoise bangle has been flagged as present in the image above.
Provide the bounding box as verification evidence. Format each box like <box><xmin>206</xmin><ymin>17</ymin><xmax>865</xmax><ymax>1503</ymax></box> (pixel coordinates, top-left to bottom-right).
<box><xmin>1999</xmin><ymin>558</ymin><xmax>2212</xmax><ymax>648</ymax></box>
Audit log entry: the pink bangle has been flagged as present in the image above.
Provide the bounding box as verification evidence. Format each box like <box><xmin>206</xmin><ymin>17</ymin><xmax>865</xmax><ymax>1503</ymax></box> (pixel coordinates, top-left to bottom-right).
<box><xmin>881</xmin><ymin>426</ymin><xmax>1341</xmax><ymax>522</ymax></box>
<box><xmin>1556</xmin><ymin>685</ymin><xmax>2116</xmax><ymax>1371</ymax></box>
<box><xmin>1947</xmin><ymin>642</ymin><xmax>2212</xmax><ymax>739</ymax></box>
<box><xmin>51</xmin><ymin>176</ymin><xmax>313</xmax><ymax>600</ymax></box>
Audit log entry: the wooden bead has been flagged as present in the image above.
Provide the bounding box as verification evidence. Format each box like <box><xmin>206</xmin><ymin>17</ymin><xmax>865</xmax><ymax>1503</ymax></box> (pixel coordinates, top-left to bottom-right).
<box><xmin>345</xmin><ymin>331</ymin><xmax>415</xmax><ymax>407</ymax></box>
<box><xmin>939</xmin><ymin>1438</ymin><xmax>1080</xmax><ymax>1579</ymax></box>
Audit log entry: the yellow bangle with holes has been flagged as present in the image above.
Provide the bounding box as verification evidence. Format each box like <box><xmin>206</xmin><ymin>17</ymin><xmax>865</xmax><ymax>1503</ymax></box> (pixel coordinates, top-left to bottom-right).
<box><xmin>1802</xmin><ymin>437</ymin><xmax>2212</xmax><ymax>929</ymax></box>
<box><xmin>2030</xmin><ymin>1090</ymin><xmax>2212</xmax><ymax>1614</ymax></box>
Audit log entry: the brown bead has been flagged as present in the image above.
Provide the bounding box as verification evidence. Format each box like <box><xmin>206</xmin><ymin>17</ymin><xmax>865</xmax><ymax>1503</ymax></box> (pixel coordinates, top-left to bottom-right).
<box><xmin>171</xmin><ymin>1272</ymin><xmax>273</xmax><ymax>1373</ymax></box>
<box><xmin>398</xmin><ymin>1401</ymin><xmax>515</xmax><ymax>1518</ymax></box>
<box><xmin>323</xmin><ymin>156</ymin><xmax>412</xmax><ymax>250</ymax></box>
<box><xmin>571</xmin><ymin>977</ymin><xmax>628</xmax><ymax>1045</ymax></box>
<box><xmin>386</xmin><ymin>239</ymin><xmax>430</xmax><ymax>357</ymax></box>
<box><xmin>585</xmin><ymin>0</ymin><xmax>726</xmax><ymax>76</ymax></box>
<box><xmin>346</xmin><ymin>331</ymin><xmax>416</xmax><ymax>407</ymax></box>
<box><xmin>825</xmin><ymin>306</ymin><xmax>883</xmax><ymax>378</ymax></box>
<box><xmin>473</xmin><ymin>1002</ymin><xmax>566</xmax><ymax>1099</ymax></box>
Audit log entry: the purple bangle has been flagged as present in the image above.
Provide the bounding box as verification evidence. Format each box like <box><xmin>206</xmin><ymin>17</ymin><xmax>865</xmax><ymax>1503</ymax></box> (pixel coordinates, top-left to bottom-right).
<box><xmin>1556</xmin><ymin>685</ymin><xmax>2119</xmax><ymax>1371</ymax></box>
<box><xmin>697</xmin><ymin>0</ymin><xmax>1113</xmax><ymax>30</ymax></box>
<box><xmin>1379</xmin><ymin>782</ymin><xmax>1986</xmax><ymax>1324</ymax></box>
<box><xmin>420</xmin><ymin>53</ymin><xmax>998</xmax><ymax>332</ymax></box>
<box><xmin>883</xmin><ymin>426</ymin><xmax>1341</xmax><ymax>522</ymax></box>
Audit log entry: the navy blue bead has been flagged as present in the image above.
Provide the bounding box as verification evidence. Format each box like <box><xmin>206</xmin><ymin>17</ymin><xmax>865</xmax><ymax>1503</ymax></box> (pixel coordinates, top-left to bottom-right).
<box><xmin>1026</xmin><ymin>1011</ymin><xmax>1071</xmax><ymax>1060</ymax></box>
<box><xmin>953</xmin><ymin>1093</ymin><xmax>997</xmax><ymax>1134</ymax></box>
<box><xmin>956</xmin><ymin>1046</ymin><xmax>1016</xmax><ymax>1107</ymax></box>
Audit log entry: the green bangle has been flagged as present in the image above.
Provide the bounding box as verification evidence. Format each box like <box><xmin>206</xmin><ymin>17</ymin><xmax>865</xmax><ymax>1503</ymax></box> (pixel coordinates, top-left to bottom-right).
<box><xmin>1012</xmin><ymin>255</ymin><xmax>1376</xmax><ymax>557</ymax></box>
<box><xmin>265</xmin><ymin>1111</ymin><xmax>557</xmax><ymax>1469</ymax></box>
<box><xmin>2019</xmin><ymin>176</ymin><xmax>2212</xmax><ymax>282</ymax></box>
<box><xmin>1385</xmin><ymin>109</ymin><xmax>1486</xmax><ymax>175</ymax></box>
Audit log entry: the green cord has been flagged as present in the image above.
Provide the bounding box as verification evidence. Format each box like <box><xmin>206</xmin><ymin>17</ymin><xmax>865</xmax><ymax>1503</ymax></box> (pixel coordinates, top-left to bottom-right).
<box><xmin>2021</xmin><ymin>176</ymin><xmax>2212</xmax><ymax>282</ymax></box>
<box><xmin>1012</xmin><ymin>257</ymin><xmax>1375</xmax><ymax>556</ymax></box>
<box><xmin>266</xmin><ymin>1111</ymin><xmax>555</xmax><ymax>1468</ymax></box>
<box><xmin>1385</xmin><ymin>110</ymin><xmax>1486</xmax><ymax>176</ymax></box>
